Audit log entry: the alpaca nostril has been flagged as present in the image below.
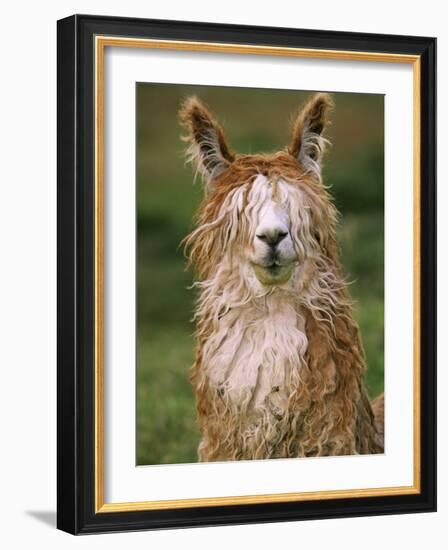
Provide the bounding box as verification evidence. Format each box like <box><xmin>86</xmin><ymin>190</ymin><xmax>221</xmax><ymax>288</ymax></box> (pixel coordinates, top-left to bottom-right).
<box><xmin>256</xmin><ymin>230</ymin><xmax>288</xmax><ymax>247</ymax></box>
<box><xmin>276</xmin><ymin>231</ymin><xmax>288</xmax><ymax>243</ymax></box>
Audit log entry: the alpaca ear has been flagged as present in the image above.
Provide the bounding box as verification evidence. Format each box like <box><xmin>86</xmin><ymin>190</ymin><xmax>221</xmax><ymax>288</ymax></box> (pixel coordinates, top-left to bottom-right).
<box><xmin>179</xmin><ymin>96</ymin><xmax>234</xmax><ymax>186</ymax></box>
<box><xmin>288</xmin><ymin>93</ymin><xmax>333</xmax><ymax>177</ymax></box>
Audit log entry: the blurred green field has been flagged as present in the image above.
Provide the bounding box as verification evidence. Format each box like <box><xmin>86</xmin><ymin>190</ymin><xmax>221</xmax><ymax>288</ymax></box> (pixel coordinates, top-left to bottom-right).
<box><xmin>136</xmin><ymin>85</ymin><xmax>384</xmax><ymax>465</ymax></box>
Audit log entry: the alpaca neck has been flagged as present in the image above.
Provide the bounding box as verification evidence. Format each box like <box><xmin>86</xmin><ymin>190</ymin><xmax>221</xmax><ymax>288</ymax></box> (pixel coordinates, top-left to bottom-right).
<box><xmin>201</xmin><ymin>290</ymin><xmax>308</xmax><ymax>411</ymax></box>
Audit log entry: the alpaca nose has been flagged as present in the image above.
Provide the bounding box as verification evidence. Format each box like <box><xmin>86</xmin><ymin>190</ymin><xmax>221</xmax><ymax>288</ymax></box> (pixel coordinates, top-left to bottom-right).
<box><xmin>256</xmin><ymin>228</ymin><xmax>288</xmax><ymax>247</ymax></box>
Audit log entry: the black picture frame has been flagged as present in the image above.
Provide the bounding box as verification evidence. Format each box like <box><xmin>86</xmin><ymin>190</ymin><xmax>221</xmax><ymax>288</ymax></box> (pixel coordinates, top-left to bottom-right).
<box><xmin>57</xmin><ymin>14</ymin><xmax>436</xmax><ymax>535</ymax></box>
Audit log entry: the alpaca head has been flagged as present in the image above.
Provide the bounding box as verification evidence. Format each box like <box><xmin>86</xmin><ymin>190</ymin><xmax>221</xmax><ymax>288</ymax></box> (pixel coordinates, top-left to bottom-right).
<box><xmin>180</xmin><ymin>93</ymin><xmax>338</xmax><ymax>293</ymax></box>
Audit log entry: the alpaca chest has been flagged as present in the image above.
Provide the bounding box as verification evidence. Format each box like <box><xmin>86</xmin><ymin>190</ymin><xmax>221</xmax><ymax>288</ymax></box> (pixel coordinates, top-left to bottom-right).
<box><xmin>203</xmin><ymin>300</ymin><xmax>308</xmax><ymax>412</ymax></box>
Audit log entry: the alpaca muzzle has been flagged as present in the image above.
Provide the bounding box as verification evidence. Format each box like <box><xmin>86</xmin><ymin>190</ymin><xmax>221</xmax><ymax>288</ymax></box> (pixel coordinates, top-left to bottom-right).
<box><xmin>252</xmin><ymin>261</ymin><xmax>295</xmax><ymax>285</ymax></box>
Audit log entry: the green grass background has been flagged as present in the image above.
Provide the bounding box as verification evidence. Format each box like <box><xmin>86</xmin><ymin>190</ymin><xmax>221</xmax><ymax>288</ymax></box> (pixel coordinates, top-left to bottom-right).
<box><xmin>136</xmin><ymin>84</ymin><xmax>384</xmax><ymax>465</ymax></box>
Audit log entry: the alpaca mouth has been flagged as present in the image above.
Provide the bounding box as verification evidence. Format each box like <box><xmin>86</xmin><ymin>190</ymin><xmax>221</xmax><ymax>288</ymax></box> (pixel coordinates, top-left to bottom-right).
<box><xmin>252</xmin><ymin>261</ymin><xmax>295</xmax><ymax>285</ymax></box>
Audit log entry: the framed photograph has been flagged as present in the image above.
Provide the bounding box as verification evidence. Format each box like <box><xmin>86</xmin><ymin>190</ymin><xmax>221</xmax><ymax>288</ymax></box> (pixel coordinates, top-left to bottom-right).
<box><xmin>57</xmin><ymin>14</ymin><xmax>436</xmax><ymax>534</ymax></box>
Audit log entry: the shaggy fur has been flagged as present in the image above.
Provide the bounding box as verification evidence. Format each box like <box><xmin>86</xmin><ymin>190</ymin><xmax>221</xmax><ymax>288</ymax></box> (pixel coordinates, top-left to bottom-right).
<box><xmin>180</xmin><ymin>93</ymin><xmax>384</xmax><ymax>461</ymax></box>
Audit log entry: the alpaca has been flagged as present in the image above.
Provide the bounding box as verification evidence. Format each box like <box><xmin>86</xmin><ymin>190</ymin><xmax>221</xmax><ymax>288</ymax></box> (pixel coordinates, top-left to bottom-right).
<box><xmin>180</xmin><ymin>93</ymin><xmax>384</xmax><ymax>461</ymax></box>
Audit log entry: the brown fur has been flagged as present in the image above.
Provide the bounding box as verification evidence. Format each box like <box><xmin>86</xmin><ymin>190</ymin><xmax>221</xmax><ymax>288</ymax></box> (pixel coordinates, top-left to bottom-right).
<box><xmin>371</xmin><ymin>393</ymin><xmax>385</xmax><ymax>442</ymax></box>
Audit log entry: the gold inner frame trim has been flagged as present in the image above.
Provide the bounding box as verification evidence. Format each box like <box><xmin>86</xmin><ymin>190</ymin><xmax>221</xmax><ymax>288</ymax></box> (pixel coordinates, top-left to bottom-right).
<box><xmin>94</xmin><ymin>35</ymin><xmax>421</xmax><ymax>514</ymax></box>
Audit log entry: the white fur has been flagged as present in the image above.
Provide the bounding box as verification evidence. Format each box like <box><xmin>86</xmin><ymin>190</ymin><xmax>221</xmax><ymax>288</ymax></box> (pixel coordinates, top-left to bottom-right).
<box><xmin>297</xmin><ymin>125</ymin><xmax>331</xmax><ymax>181</ymax></box>
<box><xmin>184</xmin><ymin>128</ymin><xmax>229</xmax><ymax>188</ymax></box>
<box><xmin>204</xmin><ymin>292</ymin><xmax>308</xmax><ymax>412</ymax></box>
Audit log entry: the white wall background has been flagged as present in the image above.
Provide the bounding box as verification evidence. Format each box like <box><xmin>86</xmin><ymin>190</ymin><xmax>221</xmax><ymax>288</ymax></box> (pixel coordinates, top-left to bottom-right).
<box><xmin>0</xmin><ymin>1</ymin><xmax>444</xmax><ymax>547</ymax></box>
